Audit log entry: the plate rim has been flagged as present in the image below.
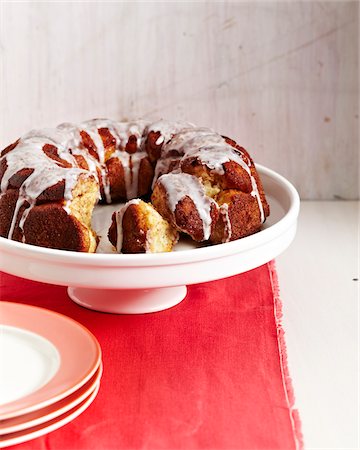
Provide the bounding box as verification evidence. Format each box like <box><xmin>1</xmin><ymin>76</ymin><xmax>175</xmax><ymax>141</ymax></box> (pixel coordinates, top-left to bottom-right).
<box><xmin>0</xmin><ymin>302</ymin><xmax>102</xmax><ymax>421</ymax></box>
<box><xmin>0</xmin><ymin>363</ymin><xmax>102</xmax><ymax>435</ymax></box>
<box><xmin>0</xmin><ymin>381</ymin><xmax>100</xmax><ymax>448</ymax></box>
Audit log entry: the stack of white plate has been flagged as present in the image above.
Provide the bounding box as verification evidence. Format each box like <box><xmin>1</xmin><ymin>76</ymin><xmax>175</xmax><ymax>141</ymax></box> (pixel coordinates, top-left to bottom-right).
<box><xmin>0</xmin><ymin>302</ymin><xmax>102</xmax><ymax>448</ymax></box>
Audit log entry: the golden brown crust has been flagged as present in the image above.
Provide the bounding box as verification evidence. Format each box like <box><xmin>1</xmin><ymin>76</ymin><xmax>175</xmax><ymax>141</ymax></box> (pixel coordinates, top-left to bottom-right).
<box><xmin>108</xmin><ymin>201</ymin><xmax>178</xmax><ymax>254</ymax></box>
<box><xmin>79</xmin><ymin>130</ymin><xmax>100</xmax><ymax>161</ymax></box>
<box><xmin>144</xmin><ymin>130</ymin><xmax>163</xmax><ymax>163</ymax></box>
<box><xmin>0</xmin><ymin>165</ymin><xmax>72</xmax><ymax>204</ymax></box>
<box><xmin>211</xmin><ymin>190</ymin><xmax>263</xmax><ymax>243</ymax></box>
<box><xmin>124</xmin><ymin>134</ymin><xmax>139</xmax><ymax>154</ymax></box>
<box><xmin>0</xmin><ymin>141</ymin><xmax>86</xmax><ymax>204</ymax></box>
<box><xmin>151</xmin><ymin>183</ymin><xmax>173</xmax><ymax>224</ymax></box>
<box><xmin>0</xmin><ymin>190</ymin><xmax>96</xmax><ymax>252</ymax></box>
<box><xmin>180</xmin><ymin>157</ymin><xmax>253</xmax><ymax>193</ymax></box>
<box><xmin>121</xmin><ymin>205</ymin><xmax>148</xmax><ymax>253</ymax></box>
<box><xmin>42</xmin><ymin>144</ymin><xmax>73</xmax><ymax>168</ymax></box>
<box><xmin>223</xmin><ymin>136</ymin><xmax>254</xmax><ymax>164</ymax></box>
<box><xmin>174</xmin><ymin>196</ymin><xmax>213</xmax><ymax>242</ymax></box>
<box><xmin>151</xmin><ymin>181</ymin><xmax>219</xmax><ymax>242</ymax></box>
<box><xmin>1</xmin><ymin>139</ymin><xmax>20</xmax><ymax>157</ymax></box>
<box><xmin>0</xmin><ymin>190</ymin><xmax>26</xmax><ymax>240</ymax></box>
<box><xmin>23</xmin><ymin>203</ymin><xmax>96</xmax><ymax>252</ymax></box>
<box><xmin>98</xmin><ymin>128</ymin><xmax>117</xmax><ymax>159</ymax></box>
<box><xmin>108</xmin><ymin>205</ymin><xmax>148</xmax><ymax>253</ymax></box>
<box><xmin>107</xmin><ymin>213</ymin><xmax>117</xmax><ymax>248</ymax></box>
<box><xmin>179</xmin><ymin>142</ymin><xmax>270</xmax><ymax>230</ymax></box>
<box><xmin>137</xmin><ymin>157</ymin><xmax>154</xmax><ymax>198</ymax></box>
<box><xmin>72</xmin><ymin>154</ymin><xmax>89</xmax><ymax>170</ymax></box>
<box><xmin>250</xmin><ymin>166</ymin><xmax>270</xmax><ymax>219</ymax></box>
<box><xmin>0</xmin><ymin>158</ymin><xmax>32</xmax><ymax>190</ymax></box>
<box><xmin>104</xmin><ymin>155</ymin><xmax>153</xmax><ymax>202</ymax></box>
<box><xmin>224</xmin><ymin>137</ymin><xmax>270</xmax><ymax>218</ymax></box>
<box><xmin>106</xmin><ymin>157</ymin><xmax>126</xmax><ymax>201</ymax></box>
<box><xmin>0</xmin><ymin>172</ymin><xmax>98</xmax><ymax>252</ymax></box>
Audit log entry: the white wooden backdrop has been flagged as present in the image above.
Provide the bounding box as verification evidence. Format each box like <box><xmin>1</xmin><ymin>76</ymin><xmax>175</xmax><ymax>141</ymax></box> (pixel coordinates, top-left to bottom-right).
<box><xmin>0</xmin><ymin>1</ymin><xmax>358</xmax><ymax>199</ymax></box>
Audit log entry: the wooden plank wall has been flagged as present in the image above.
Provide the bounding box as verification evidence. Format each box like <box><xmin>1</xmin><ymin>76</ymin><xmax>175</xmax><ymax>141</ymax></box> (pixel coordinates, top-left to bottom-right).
<box><xmin>0</xmin><ymin>1</ymin><xmax>358</xmax><ymax>199</ymax></box>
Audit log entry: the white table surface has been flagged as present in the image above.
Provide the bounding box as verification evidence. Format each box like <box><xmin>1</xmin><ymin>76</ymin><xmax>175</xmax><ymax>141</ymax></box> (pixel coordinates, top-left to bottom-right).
<box><xmin>276</xmin><ymin>201</ymin><xmax>359</xmax><ymax>450</ymax></box>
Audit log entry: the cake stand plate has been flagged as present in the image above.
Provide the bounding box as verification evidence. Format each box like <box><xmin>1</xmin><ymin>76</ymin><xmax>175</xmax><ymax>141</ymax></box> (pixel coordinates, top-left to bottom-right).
<box><xmin>0</xmin><ymin>165</ymin><xmax>300</xmax><ymax>314</ymax></box>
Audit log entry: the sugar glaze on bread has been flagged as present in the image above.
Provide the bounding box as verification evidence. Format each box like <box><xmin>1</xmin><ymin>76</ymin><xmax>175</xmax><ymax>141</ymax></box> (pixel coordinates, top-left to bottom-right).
<box><xmin>0</xmin><ymin>118</ymin><xmax>270</xmax><ymax>253</ymax></box>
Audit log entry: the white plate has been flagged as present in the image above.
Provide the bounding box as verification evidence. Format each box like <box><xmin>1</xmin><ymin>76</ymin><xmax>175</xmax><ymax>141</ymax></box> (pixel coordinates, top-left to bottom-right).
<box><xmin>0</xmin><ymin>364</ymin><xmax>102</xmax><ymax>435</ymax></box>
<box><xmin>0</xmin><ymin>325</ymin><xmax>60</xmax><ymax>406</ymax></box>
<box><xmin>0</xmin><ymin>382</ymin><xmax>100</xmax><ymax>448</ymax></box>
<box><xmin>0</xmin><ymin>302</ymin><xmax>101</xmax><ymax>420</ymax></box>
<box><xmin>0</xmin><ymin>165</ymin><xmax>300</xmax><ymax>313</ymax></box>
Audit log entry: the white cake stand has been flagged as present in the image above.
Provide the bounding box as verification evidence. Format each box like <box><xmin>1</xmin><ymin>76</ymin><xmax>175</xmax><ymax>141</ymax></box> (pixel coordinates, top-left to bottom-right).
<box><xmin>0</xmin><ymin>165</ymin><xmax>300</xmax><ymax>314</ymax></box>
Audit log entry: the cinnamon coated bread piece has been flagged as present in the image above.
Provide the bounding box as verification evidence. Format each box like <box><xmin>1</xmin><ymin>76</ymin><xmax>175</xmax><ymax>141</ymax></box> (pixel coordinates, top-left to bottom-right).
<box><xmin>151</xmin><ymin>127</ymin><xmax>270</xmax><ymax>244</ymax></box>
<box><xmin>108</xmin><ymin>199</ymin><xmax>179</xmax><ymax>254</ymax></box>
<box><xmin>210</xmin><ymin>190</ymin><xmax>265</xmax><ymax>244</ymax></box>
<box><xmin>0</xmin><ymin>171</ymin><xmax>99</xmax><ymax>252</ymax></box>
<box><xmin>0</xmin><ymin>131</ymin><xmax>99</xmax><ymax>252</ymax></box>
<box><xmin>151</xmin><ymin>173</ymin><xmax>219</xmax><ymax>242</ymax></box>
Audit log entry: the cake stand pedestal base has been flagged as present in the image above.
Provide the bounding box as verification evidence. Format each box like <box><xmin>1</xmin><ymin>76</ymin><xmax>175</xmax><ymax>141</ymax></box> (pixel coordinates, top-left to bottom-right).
<box><xmin>67</xmin><ymin>285</ymin><xmax>187</xmax><ymax>314</ymax></box>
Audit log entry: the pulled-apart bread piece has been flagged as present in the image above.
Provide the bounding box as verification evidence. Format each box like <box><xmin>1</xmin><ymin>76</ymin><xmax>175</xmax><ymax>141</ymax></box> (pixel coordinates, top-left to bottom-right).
<box><xmin>210</xmin><ymin>190</ymin><xmax>266</xmax><ymax>244</ymax></box>
<box><xmin>0</xmin><ymin>134</ymin><xmax>99</xmax><ymax>252</ymax></box>
<box><xmin>151</xmin><ymin>172</ymin><xmax>219</xmax><ymax>242</ymax></box>
<box><xmin>108</xmin><ymin>199</ymin><xmax>179</xmax><ymax>254</ymax></box>
<box><xmin>151</xmin><ymin>128</ymin><xmax>270</xmax><ymax>245</ymax></box>
<box><xmin>178</xmin><ymin>138</ymin><xmax>268</xmax><ymax>222</ymax></box>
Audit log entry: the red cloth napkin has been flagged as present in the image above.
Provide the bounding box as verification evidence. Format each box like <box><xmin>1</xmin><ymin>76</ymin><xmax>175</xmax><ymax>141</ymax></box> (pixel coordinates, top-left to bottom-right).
<box><xmin>0</xmin><ymin>262</ymin><xmax>302</xmax><ymax>449</ymax></box>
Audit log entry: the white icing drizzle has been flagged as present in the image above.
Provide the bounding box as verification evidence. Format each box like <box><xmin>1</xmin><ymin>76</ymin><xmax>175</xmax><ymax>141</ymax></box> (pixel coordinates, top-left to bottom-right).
<box><xmin>155</xmin><ymin>135</ymin><xmax>164</xmax><ymax>146</ymax></box>
<box><xmin>188</xmin><ymin>145</ymin><xmax>265</xmax><ymax>223</ymax></box>
<box><xmin>111</xmin><ymin>120</ymin><xmax>150</xmax><ymax>200</ymax></box>
<box><xmin>1</xmin><ymin>117</ymin><xmax>265</xmax><ymax>247</ymax></box>
<box><xmin>114</xmin><ymin>119</ymin><xmax>150</xmax><ymax>150</ymax></box>
<box><xmin>101</xmin><ymin>173</ymin><xmax>112</xmax><ymax>203</ymax></box>
<box><xmin>19</xmin><ymin>205</ymin><xmax>33</xmax><ymax>243</ymax></box>
<box><xmin>219</xmin><ymin>203</ymin><xmax>232</xmax><ymax>243</ymax></box>
<box><xmin>57</xmin><ymin>119</ymin><xmax>150</xmax><ymax>203</ymax></box>
<box><xmin>250</xmin><ymin>179</ymin><xmax>265</xmax><ymax>223</ymax></box>
<box><xmin>7</xmin><ymin>197</ymin><xmax>25</xmax><ymax>240</ymax></box>
<box><xmin>144</xmin><ymin>119</ymin><xmax>194</xmax><ymax>146</ymax></box>
<box><xmin>152</xmin><ymin>155</ymin><xmax>182</xmax><ymax>189</ymax></box>
<box><xmin>21</xmin><ymin>129</ymin><xmax>76</xmax><ymax>166</ymax></box>
<box><xmin>1</xmin><ymin>136</ymin><xmax>89</xmax><ymax>241</ymax></box>
<box><xmin>181</xmin><ymin>133</ymin><xmax>226</xmax><ymax>153</ymax></box>
<box><xmin>158</xmin><ymin>173</ymin><xmax>216</xmax><ymax>241</ymax></box>
<box><xmin>153</xmin><ymin>126</ymin><xmax>264</xmax><ymax>223</ymax></box>
<box><xmin>73</xmin><ymin>119</ymin><xmax>150</xmax><ymax>201</ymax></box>
<box><xmin>57</xmin><ymin>122</ymin><xmax>102</xmax><ymax>181</ymax></box>
<box><xmin>114</xmin><ymin>199</ymin><xmax>142</xmax><ymax>252</ymax></box>
<box><xmin>74</xmin><ymin>120</ymin><xmax>112</xmax><ymax>204</ymax></box>
<box><xmin>152</xmin><ymin>128</ymin><xmax>222</xmax><ymax>185</ymax></box>
<box><xmin>163</xmin><ymin>127</ymin><xmax>219</xmax><ymax>154</ymax></box>
<box><xmin>187</xmin><ymin>144</ymin><xmax>245</xmax><ymax>174</ymax></box>
<box><xmin>115</xmin><ymin>150</ymin><xmax>146</xmax><ymax>200</ymax></box>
